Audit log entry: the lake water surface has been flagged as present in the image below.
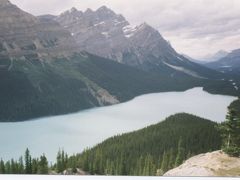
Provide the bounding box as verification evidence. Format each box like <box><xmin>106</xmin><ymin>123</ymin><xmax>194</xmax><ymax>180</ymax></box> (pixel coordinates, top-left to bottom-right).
<box><xmin>0</xmin><ymin>88</ymin><xmax>237</xmax><ymax>163</ymax></box>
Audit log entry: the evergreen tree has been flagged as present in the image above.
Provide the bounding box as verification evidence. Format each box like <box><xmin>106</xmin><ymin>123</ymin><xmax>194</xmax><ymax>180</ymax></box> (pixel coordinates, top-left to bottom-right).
<box><xmin>219</xmin><ymin>108</ymin><xmax>240</xmax><ymax>157</ymax></box>
<box><xmin>161</xmin><ymin>151</ymin><xmax>168</xmax><ymax>172</ymax></box>
<box><xmin>18</xmin><ymin>156</ymin><xmax>24</xmax><ymax>174</ymax></box>
<box><xmin>38</xmin><ymin>154</ymin><xmax>48</xmax><ymax>174</ymax></box>
<box><xmin>56</xmin><ymin>150</ymin><xmax>63</xmax><ymax>173</ymax></box>
<box><xmin>10</xmin><ymin>159</ymin><xmax>17</xmax><ymax>174</ymax></box>
<box><xmin>31</xmin><ymin>158</ymin><xmax>38</xmax><ymax>174</ymax></box>
<box><xmin>24</xmin><ymin>148</ymin><xmax>32</xmax><ymax>174</ymax></box>
<box><xmin>175</xmin><ymin>137</ymin><xmax>185</xmax><ymax>167</ymax></box>
<box><xmin>68</xmin><ymin>113</ymin><xmax>221</xmax><ymax>175</ymax></box>
<box><xmin>0</xmin><ymin>159</ymin><xmax>5</xmax><ymax>174</ymax></box>
<box><xmin>168</xmin><ymin>149</ymin><xmax>175</xmax><ymax>169</ymax></box>
<box><xmin>5</xmin><ymin>161</ymin><xmax>11</xmax><ymax>174</ymax></box>
<box><xmin>56</xmin><ymin>149</ymin><xmax>68</xmax><ymax>173</ymax></box>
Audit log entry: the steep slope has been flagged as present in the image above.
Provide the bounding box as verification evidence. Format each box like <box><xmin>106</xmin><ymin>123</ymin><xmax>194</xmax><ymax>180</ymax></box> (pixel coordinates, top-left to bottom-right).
<box><xmin>164</xmin><ymin>151</ymin><xmax>240</xmax><ymax>177</ymax></box>
<box><xmin>3</xmin><ymin>51</ymin><xmax>218</xmax><ymax>122</ymax></box>
<box><xmin>230</xmin><ymin>98</ymin><xmax>240</xmax><ymax>116</ymax></box>
<box><xmin>71</xmin><ymin>113</ymin><xmax>221</xmax><ymax>175</ymax></box>
<box><xmin>55</xmin><ymin>7</ymin><xmax>223</xmax><ymax>80</ymax></box>
<box><xmin>0</xmin><ymin>1</ymin><xmax>165</xmax><ymax>122</ymax></box>
<box><xmin>0</xmin><ymin>1</ymin><xmax>237</xmax><ymax>122</ymax></box>
<box><xmin>0</xmin><ymin>0</ymin><xmax>77</xmax><ymax>61</ymax></box>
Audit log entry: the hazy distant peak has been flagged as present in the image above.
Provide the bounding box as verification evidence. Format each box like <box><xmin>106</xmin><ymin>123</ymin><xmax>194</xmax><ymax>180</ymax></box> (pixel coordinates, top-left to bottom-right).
<box><xmin>97</xmin><ymin>5</ymin><xmax>111</xmax><ymax>12</ymax></box>
<box><xmin>61</xmin><ymin>7</ymin><xmax>82</xmax><ymax>16</ymax></box>
<box><xmin>202</xmin><ymin>50</ymin><xmax>228</xmax><ymax>62</ymax></box>
<box><xmin>84</xmin><ymin>8</ymin><xmax>94</xmax><ymax>15</ymax></box>
<box><xmin>215</xmin><ymin>50</ymin><xmax>228</xmax><ymax>57</ymax></box>
<box><xmin>218</xmin><ymin>50</ymin><xmax>228</xmax><ymax>54</ymax></box>
<box><xmin>70</xmin><ymin>7</ymin><xmax>78</xmax><ymax>13</ymax></box>
<box><xmin>230</xmin><ymin>49</ymin><xmax>240</xmax><ymax>54</ymax></box>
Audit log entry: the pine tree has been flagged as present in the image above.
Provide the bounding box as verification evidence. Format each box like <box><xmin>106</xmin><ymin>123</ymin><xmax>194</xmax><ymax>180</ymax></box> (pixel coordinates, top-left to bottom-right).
<box><xmin>24</xmin><ymin>148</ymin><xmax>32</xmax><ymax>174</ymax></box>
<box><xmin>31</xmin><ymin>158</ymin><xmax>38</xmax><ymax>174</ymax></box>
<box><xmin>10</xmin><ymin>159</ymin><xmax>17</xmax><ymax>174</ymax></box>
<box><xmin>175</xmin><ymin>137</ymin><xmax>185</xmax><ymax>167</ymax></box>
<box><xmin>0</xmin><ymin>159</ymin><xmax>5</xmax><ymax>174</ymax></box>
<box><xmin>56</xmin><ymin>150</ymin><xmax>63</xmax><ymax>173</ymax></box>
<box><xmin>161</xmin><ymin>151</ymin><xmax>168</xmax><ymax>172</ymax></box>
<box><xmin>38</xmin><ymin>154</ymin><xmax>48</xmax><ymax>174</ymax></box>
<box><xmin>168</xmin><ymin>148</ymin><xmax>175</xmax><ymax>170</ymax></box>
<box><xmin>18</xmin><ymin>156</ymin><xmax>24</xmax><ymax>174</ymax></box>
<box><xmin>5</xmin><ymin>161</ymin><xmax>11</xmax><ymax>174</ymax></box>
<box><xmin>219</xmin><ymin>108</ymin><xmax>240</xmax><ymax>157</ymax></box>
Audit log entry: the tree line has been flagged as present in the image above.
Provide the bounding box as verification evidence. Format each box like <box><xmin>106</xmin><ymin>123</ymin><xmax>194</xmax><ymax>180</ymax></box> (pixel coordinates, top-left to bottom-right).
<box><xmin>0</xmin><ymin>148</ymin><xmax>48</xmax><ymax>174</ymax></box>
<box><xmin>69</xmin><ymin>113</ymin><xmax>222</xmax><ymax>175</ymax></box>
<box><xmin>0</xmin><ymin>111</ymin><xmax>239</xmax><ymax>175</ymax></box>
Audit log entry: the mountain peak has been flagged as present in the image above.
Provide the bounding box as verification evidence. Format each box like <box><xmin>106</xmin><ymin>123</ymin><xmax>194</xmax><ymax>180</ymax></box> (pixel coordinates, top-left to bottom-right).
<box><xmin>97</xmin><ymin>5</ymin><xmax>109</xmax><ymax>11</ymax></box>
<box><xmin>96</xmin><ymin>5</ymin><xmax>114</xmax><ymax>12</ymax></box>
<box><xmin>70</xmin><ymin>7</ymin><xmax>78</xmax><ymax>12</ymax></box>
<box><xmin>84</xmin><ymin>8</ymin><xmax>93</xmax><ymax>15</ymax></box>
<box><xmin>96</xmin><ymin>5</ymin><xmax>116</xmax><ymax>16</ymax></box>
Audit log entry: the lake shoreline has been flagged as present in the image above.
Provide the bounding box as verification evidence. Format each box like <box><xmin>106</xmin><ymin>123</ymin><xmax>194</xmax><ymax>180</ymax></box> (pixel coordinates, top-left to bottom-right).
<box><xmin>0</xmin><ymin>87</ymin><xmax>237</xmax><ymax>162</ymax></box>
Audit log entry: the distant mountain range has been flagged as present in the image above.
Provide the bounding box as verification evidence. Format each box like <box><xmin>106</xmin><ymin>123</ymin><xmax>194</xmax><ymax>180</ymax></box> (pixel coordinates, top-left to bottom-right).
<box><xmin>183</xmin><ymin>50</ymin><xmax>229</xmax><ymax>65</ymax></box>
<box><xmin>202</xmin><ymin>50</ymin><xmax>228</xmax><ymax>63</ymax></box>
<box><xmin>0</xmin><ymin>0</ymin><xmax>238</xmax><ymax>122</ymax></box>
<box><xmin>206</xmin><ymin>49</ymin><xmax>240</xmax><ymax>75</ymax></box>
<box><xmin>41</xmin><ymin>6</ymin><xmax>223</xmax><ymax>79</ymax></box>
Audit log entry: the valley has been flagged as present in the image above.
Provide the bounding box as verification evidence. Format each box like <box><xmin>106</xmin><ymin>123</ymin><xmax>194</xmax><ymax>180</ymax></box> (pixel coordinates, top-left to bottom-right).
<box><xmin>0</xmin><ymin>88</ymin><xmax>236</xmax><ymax>163</ymax></box>
<box><xmin>0</xmin><ymin>1</ymin><xmax>239</xmax><ymax>122</ymax></box>
<box><xmin>0</xmin><ymin>0</ymin><xmax>240</xmax><ymax>177</ymax></box>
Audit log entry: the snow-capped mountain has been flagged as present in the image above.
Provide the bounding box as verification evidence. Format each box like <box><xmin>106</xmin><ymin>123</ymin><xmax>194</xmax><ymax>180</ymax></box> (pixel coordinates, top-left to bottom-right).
<box><xmin>54</xmin><ymin>6</ymin><xmax>221</xmax><ymax>79</ymax></box>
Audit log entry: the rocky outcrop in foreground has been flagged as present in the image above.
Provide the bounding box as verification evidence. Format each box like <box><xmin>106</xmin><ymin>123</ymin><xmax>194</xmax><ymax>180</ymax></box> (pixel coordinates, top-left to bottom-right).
<box><xmin>164</xmin><ymin>151</ymin><xmax>240</xmax><ymax>177</ymax></box>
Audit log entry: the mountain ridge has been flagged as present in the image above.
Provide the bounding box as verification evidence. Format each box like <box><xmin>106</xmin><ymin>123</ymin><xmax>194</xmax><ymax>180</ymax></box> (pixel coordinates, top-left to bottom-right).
<box><xmin>69</xmin><ymin>113</ymin><xmax>221</xmax><ymax>175</ymax></box>
<box><xmin>0</xmin><ymin>0</ymin><xmax>78</xmax><ymax>61</ymax></box>
<box><xmin>206</xmin><ymin>49</ymin><xmax>240</xmax><ymax>74</ymax></box>
<box><xmin>0</xmin><ymin>1</ymin><xmax>238</xmax><ymax>122</ymax></box>
<box><xmin>54</xmin><ymin>6</ymin><xmax>226</xmax><ymax>81</ymax></box>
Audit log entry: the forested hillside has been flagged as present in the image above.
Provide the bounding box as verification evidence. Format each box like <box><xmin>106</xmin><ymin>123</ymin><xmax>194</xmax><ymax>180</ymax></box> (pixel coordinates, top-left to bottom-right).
<box><xmin>230</xmin><ymin>98</ymin><xmax>240</xmax><ymax>115</ymax></box>
<box><xmin>1</xmin><ymin>52</ymin><xmax>235</xmax><ymax>122</ymax></box>
<box><xmin>0</xmin><ymin>113</ymin><xmax>224</xmax><ymax>175</ymax></box>
<box><xmin>0</xmin><ymin>53</ymin><xmax>201</xmax><ymax>122</ymax></box>
<box><xmin>67</xmin><ymin>113</ymin><xmax>221</xmax><ymax>176</ymax></box>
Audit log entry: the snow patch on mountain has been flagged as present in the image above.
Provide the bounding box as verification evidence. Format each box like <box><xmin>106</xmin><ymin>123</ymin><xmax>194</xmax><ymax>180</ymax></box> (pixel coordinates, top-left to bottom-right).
<box><xmin>163</xmin><ymin>62</ymin><xmax>205</xmax><ymax>79</ymax></box>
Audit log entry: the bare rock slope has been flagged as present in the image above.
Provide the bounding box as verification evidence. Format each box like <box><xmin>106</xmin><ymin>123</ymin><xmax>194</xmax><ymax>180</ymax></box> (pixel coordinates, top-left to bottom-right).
<box><xmin>164</xmin><ymin>151</ymin><xmax>240</xmax><ymax>177</ymax></box>
<box><xmin>0</xmin><ymin>0</ymin><xmax>77</xmax><ymax>60</ymax></box>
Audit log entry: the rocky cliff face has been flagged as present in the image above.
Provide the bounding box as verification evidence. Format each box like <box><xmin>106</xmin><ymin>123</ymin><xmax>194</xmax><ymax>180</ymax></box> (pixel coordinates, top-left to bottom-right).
<box><xmin>55</xmin><ymin>7</ymin><xmax>185</xmax><ymax>67</ymax></box>
<box><xmin>0</xmin><ymin>0</ymin><xmax>77</xmax><ymax>61</ymax></box>
<box><xmin>55</xmin><ymin>6</ymin><xmax>222</xmax><ymax>79</ymax></box>
<box><xmin>164</xmin><ymin>151</ymin><xmax>240</xmax><ymax>177</ymax></box>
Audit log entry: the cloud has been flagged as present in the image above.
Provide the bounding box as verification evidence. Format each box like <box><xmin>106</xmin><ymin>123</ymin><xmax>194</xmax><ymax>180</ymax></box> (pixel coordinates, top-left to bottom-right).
<box><xmin>10</xmin><ymin>0</ymin><xmax>240</xmax><ymax>59</ymax></box>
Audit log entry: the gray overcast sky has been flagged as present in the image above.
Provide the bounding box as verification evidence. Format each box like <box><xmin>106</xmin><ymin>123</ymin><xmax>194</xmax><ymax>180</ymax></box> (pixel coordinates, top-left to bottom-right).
<box><xmin>10</xmin><ymin>0</ymin><xmax>240</xmax><ymax>59</ymax></box>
